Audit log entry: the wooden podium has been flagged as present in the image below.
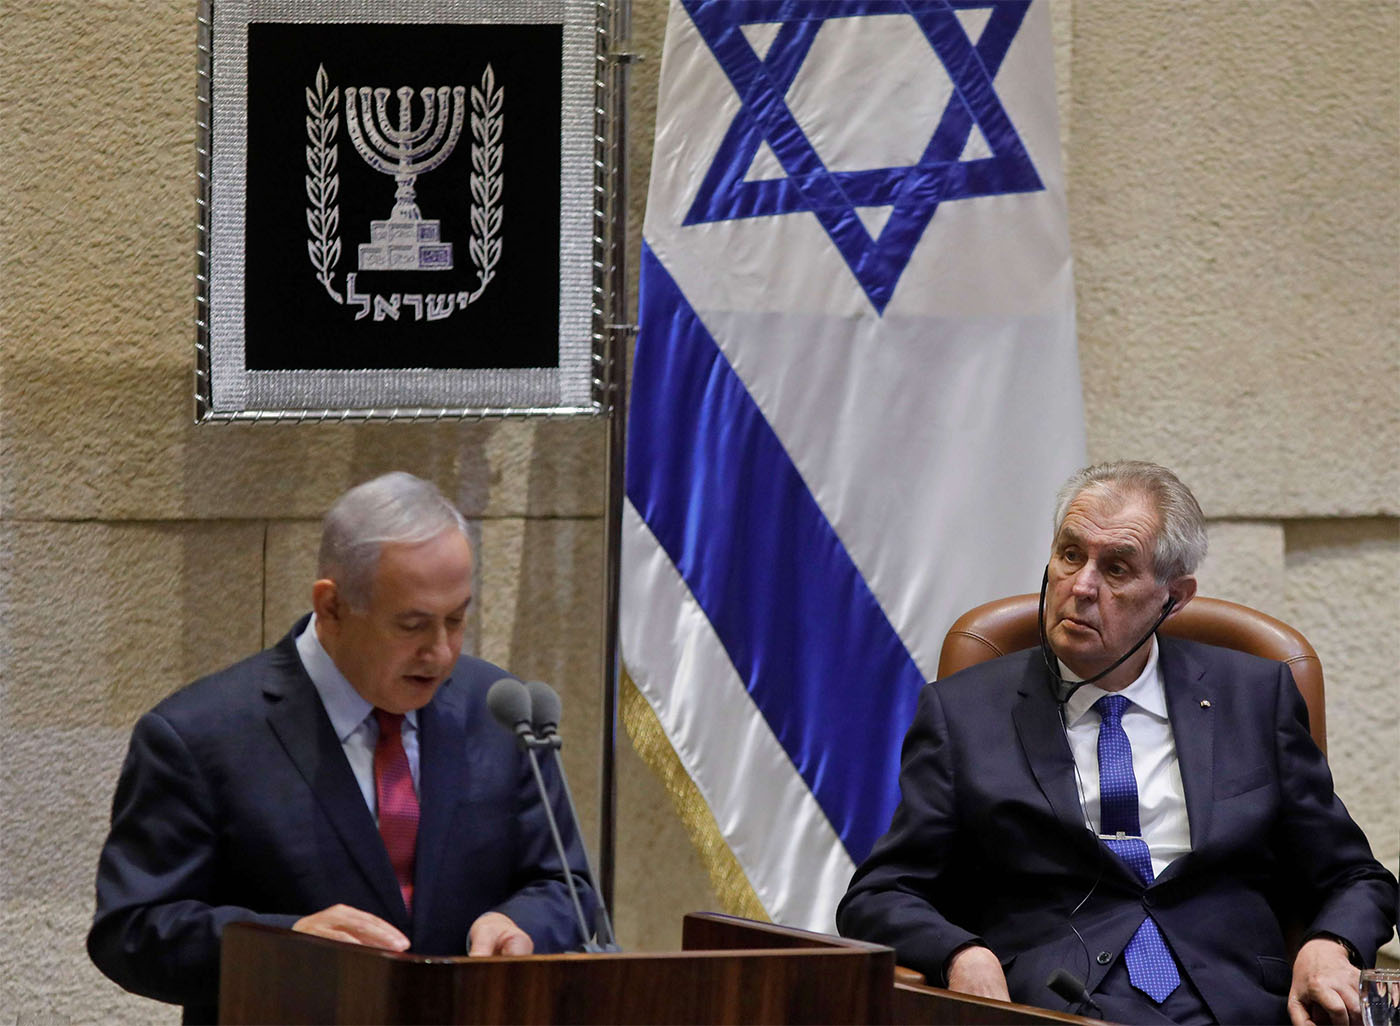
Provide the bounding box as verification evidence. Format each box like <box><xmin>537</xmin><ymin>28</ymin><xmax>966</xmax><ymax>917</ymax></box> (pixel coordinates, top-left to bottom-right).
<box><xmin>219</xmin><ymin>913</ymin><xmax>1100</xmax><ymax>1024</ymax></box>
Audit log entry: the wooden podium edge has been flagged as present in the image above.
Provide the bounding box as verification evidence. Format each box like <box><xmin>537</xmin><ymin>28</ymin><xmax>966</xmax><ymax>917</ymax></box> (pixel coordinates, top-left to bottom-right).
<box><xmin>683</xmin><ymin>911</ymin><xmax>1106</xmax><ymax>1026</ymax></box>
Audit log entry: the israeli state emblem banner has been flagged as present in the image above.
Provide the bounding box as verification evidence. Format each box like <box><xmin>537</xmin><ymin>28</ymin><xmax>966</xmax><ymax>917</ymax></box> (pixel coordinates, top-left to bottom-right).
<box><xmin>197</xmin><ymin>0</ymin><xmax>602</xmax><ymax>419</ymax></box>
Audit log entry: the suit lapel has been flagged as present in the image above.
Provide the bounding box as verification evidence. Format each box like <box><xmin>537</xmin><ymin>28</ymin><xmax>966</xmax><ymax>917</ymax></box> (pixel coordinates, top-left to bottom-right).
<box><xmin>1159</xmin><ymin>637</ymin><xmax>1215</xmax><ymax>855</ymax></box>
<box><xmin>1012</xmin><ymin>667</ymin><xmax>1092</xmax><ymax>840</ymax></box>
<box><xmin>411</xmin><ymin>679</ymin><xmax>468</xmax><ymax>944</ymax></box>
<box><xmin>261</xmin><ymin>639</ymin><xmax>407</xmax><ymax>925</ymax></box>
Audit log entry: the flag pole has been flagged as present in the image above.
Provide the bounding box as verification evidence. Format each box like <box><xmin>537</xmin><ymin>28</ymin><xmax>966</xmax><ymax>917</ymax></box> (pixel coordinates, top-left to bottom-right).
<box><xmin>597</xmin><ymin>0</ymin><xmax>637</xmax><ymax>917</ymax></box>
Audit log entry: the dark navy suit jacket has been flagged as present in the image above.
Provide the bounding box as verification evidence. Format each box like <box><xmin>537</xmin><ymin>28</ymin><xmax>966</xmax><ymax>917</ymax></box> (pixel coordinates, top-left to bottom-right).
<box><xmin>88</xmin><ymin>617</ymin><xmax>594</xmax><ymax>1023</ymax></box>
<box><xmin>837</xmin><ymin>638</ymin><xmax>1397</xmax><ymax>1025</ymax></box>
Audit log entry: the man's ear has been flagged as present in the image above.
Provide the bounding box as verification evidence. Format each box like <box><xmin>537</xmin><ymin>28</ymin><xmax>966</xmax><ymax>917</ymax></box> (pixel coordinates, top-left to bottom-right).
<box><xmin>311</xmin><ymin>578</ymin><xmax>341</xmax><ymax>628</ymax></box>
<box><xmin>1164</xmin><ymin>576</ymin><xmax>1197</xmax><ymax>620</ymax></box>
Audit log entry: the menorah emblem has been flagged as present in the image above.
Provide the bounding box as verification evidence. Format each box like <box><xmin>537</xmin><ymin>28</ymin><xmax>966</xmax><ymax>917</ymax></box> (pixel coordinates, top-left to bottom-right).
<box><xmin>345</xmin><ymin>84</ymin><xmax>467</xmax><ymax>271</ymax></box>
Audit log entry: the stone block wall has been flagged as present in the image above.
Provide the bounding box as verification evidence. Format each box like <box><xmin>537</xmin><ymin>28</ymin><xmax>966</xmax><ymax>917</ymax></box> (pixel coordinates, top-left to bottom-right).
<box><xmin>2</xmin><ymin>0</ymin><xmax>1395</xmax><ymax>1019</ymax></box>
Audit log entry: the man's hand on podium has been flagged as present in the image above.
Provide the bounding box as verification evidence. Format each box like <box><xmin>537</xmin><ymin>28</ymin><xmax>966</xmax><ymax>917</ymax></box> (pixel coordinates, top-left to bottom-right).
<box><xmin>947</xmin><ymin>944</ymin><xmax>1011</xmax><ymax>1002</ymax></box>
<box><xmin>468</xmin><ymin>911</ymin><xmax>534</xmax><ymax>956</ymax></box>
<box><xmin>292</xmin><ymin>903</ymin><xmax>411</xmax><ymax>950</ymax></box>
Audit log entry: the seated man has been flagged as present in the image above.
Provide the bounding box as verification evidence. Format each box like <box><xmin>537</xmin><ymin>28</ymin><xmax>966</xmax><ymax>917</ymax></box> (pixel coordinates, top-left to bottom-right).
<box><xmin>89</xmin><ymin>472</ymin><xmax>595</xmax><ymax>1023</ymax></box>
<box><xmin>838</xmin><ymin>461</ymin><xmax>1396</xmax><ymax>1026</ymax></box>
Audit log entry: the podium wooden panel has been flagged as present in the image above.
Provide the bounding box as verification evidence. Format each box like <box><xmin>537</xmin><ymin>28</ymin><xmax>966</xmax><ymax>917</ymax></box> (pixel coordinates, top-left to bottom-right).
<box><xmin>218</xmin><ymin>920</ymin><xmax>892</xmax><ymax>1024</ymax></box>
<box><xmin>219</xmin><ymin>914</ymin><xmax>1102</xmax><ymax>1024</ymax></box>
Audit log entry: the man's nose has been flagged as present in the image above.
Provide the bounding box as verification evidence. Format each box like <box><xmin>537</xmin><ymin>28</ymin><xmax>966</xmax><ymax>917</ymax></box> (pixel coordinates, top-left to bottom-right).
<box><xmin>421</xmin><ymin>624</ymin><xmax>452</xmax><ymax>661</ymax></box>
<box><xmin>1070</xmin><ymin>563</ymin><xmax>1101</xmax><ymax>597</ymax></box>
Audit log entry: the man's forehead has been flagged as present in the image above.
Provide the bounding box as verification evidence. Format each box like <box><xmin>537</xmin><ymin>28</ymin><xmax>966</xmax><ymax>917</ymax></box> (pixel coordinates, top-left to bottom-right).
<box><xmin>364</xmin><ymin>530</ymin><xmax>474</xmax><ymax>609</ymax></box>
<box><xmin>390</xmin><ymin>593</ymin><xmax>473</xmax><ymax>619</ymax></box>
<box><xmin>1055</xmin><ymin>493</ymin><xmax>1159</xmax><ymax>552</ymax></box>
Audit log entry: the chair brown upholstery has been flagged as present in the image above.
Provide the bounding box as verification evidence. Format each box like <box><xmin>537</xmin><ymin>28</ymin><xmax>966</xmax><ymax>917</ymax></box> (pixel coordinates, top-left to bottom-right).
<box><xmin>937</xmin><ymin>595</ymin><xmax>1327</xmax><ymax>755</ymax></box>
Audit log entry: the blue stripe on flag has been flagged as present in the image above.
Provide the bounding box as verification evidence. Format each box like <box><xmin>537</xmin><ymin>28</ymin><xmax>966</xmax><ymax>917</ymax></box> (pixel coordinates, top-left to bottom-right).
<box><xmin>627</xmin><ymin>244</ymin><xmax>925</xmax><ymax>861</ymax></box>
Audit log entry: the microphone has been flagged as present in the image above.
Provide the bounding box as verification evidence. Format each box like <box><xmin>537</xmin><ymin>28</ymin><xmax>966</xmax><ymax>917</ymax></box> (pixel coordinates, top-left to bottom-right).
<box><xmin>485</xmin><ymin>677</ymin><xmax>596</xmax><ymax>952</ymax></box>
<box><xmin>486</xmin><ymin>677</ymin><xmax>535</xmax><ymax>743</ymax></box>
<box><xmin>1046</xmin><ymin>968</ymin><xmax>1102</xmax><ymax>1018</ymax></box>
<box><xmin>524</xmin><ymin>679</ymin><xmax>562</xmax><ymax>750</ymax></box>
<box><xmin>1037</xmin><ymin>566</ymin><xmax>1175</xmax><ymax>705</ymax></box>
<box><xmin>524</xmin><ymin>681</ymin><xmax>619</xmax><ymax>951</ymax></box>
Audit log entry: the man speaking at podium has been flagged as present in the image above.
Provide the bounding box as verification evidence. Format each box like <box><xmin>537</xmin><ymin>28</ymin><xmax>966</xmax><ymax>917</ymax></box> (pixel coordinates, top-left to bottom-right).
<box><xmin>89</xmin><ymin>473</ymin><xmax>594</xmax><ymax>1023</ymax></box>
<box><xmin>838</xmin><ymin>461</ymin><xmax>1396</xmax><ymax>1025</ymax></box>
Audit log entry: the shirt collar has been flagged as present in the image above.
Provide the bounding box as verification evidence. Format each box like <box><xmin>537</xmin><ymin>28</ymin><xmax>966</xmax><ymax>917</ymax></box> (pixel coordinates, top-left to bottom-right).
<box><xmin>1061</xmin><ymin>634</ymin><xmax>1167</xmax><ymax>726</ymax></box>
<box><xmin>295</xmin><ymin>614</ymin><xmax>418</xmax><ymax>741</ymax></box>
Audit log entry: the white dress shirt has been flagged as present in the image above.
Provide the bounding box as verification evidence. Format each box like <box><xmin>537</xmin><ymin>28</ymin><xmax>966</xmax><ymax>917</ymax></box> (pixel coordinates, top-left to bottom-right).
<box><xmin>296</xmin><ymin>615</ymin><xmax>420</xmax><ymax>819</ymax></box>
<box><xmin>1060</xmin><ymin>636</ymin><xmax>1192</xmax><ymax>878</ymax></box>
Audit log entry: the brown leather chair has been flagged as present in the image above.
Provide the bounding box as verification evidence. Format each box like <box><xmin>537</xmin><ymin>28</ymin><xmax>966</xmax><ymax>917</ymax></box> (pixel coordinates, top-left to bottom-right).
<box><xmin>937</xmin><ymin>595</ymin><xmax>1327</xmax><ymax>755</ymax></box>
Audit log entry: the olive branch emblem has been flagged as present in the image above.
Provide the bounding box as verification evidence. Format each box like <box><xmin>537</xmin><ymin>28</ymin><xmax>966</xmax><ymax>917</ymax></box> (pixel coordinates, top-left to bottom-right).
<box><xmin>467</xmin><ymin>64</ymin><xmax>504</xmax><ymax>302</ymax></box>
<box><xmin>305</xmin><ymin>64</ymin><xmax>342</xmax><ymax>302</ymax></box>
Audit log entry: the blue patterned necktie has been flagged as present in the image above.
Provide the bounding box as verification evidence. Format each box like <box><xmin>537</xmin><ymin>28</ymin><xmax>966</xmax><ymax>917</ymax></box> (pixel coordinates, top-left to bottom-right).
<box><xmin>1094</xmin><ymin>694</ymin><xmax>1181</xmax><ymax>1003</ymax></box>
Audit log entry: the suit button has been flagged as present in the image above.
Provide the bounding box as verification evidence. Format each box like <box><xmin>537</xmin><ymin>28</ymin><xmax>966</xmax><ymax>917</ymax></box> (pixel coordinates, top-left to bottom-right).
<box><xmin>1096</xmin><ymin>951</ymin><xmax>1112</xmax><ymax>965</ymax></box>
<box><xmin>1143</xmin><ymin>892</ymin><xmax>1156</xmax><ymax>908</ymax></box>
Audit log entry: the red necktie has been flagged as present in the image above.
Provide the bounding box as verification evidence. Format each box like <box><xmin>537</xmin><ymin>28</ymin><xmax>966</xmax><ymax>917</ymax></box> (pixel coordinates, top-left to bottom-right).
<box><xmin>373</xmin><ymin>709</ymin><xmax>419</xmax><ymax>913</ymax></box>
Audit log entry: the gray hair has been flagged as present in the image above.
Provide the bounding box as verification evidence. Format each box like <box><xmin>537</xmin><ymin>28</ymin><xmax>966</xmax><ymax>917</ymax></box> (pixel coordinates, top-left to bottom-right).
<box><xmin>318</xmin><ymin>472</ymin><xmax>469</xmax><ymax>610</ymax></box>
<box><xmin>1053</xmin><ymin>460</ymin><xmax>1208</xmax><ymax>582</ymax></box>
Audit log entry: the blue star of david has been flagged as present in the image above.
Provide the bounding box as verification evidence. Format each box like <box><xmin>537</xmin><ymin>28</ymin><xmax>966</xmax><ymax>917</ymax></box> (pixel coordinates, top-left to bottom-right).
<box><xmin>682</xmin><ymin>0</ymin><xmax>1043</xmax><ymax>314</ymax></box>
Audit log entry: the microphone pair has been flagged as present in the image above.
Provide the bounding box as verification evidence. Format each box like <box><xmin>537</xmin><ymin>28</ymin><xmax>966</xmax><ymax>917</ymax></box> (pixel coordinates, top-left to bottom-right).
<box><xmin>485</xmin><ymin>677</ymin><xmax>619</xmax><ymax>953</ymax></box>
<box><xmin>487</xmin><ymin>677</ymin><xmax>563</xmax><ymax>750</ymax></box>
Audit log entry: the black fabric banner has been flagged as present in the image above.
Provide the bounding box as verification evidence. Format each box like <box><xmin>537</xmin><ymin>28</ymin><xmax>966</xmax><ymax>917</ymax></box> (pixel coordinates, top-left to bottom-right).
<box><xmin>243</xmin><ymin>22</ymin><xmax>562</xmax><ymax>372</ymax></box>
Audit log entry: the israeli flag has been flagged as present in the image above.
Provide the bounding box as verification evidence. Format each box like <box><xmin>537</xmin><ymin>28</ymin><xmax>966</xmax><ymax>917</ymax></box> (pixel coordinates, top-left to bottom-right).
<box><xmin>621</xmin><ymin>0</ymin><xmax>1086</xmax><ymax>931</ymax></box>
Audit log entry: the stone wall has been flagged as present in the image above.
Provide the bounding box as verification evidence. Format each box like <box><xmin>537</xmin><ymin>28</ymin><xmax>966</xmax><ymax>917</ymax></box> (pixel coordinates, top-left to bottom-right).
<box><xmin>1</xmin><ymin>0</ymin><xmax>1395</xmax><ymax>1019</ymax></box>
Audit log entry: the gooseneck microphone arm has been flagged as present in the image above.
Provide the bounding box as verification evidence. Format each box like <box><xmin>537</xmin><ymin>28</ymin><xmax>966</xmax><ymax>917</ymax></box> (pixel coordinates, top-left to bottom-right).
<box><xmin>525</xmin><ymin>681</ymin><xmax>619</xmax><ymax>951</ymax></box>
<box><xmin>485</xmin><ymin>678</ymin><xmax>596</xmax><ymax>952</ymax></box>
<box><xmin>1037</xmin><ymin>566</ymin><xmax>1175</xmax><ymax>705</ymax></box>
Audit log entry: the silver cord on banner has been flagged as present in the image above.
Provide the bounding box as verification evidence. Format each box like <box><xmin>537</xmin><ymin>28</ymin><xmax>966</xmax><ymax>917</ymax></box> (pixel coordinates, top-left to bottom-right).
<box><xmin>194</xmin><ymin>1</ymin><xmax>213</xmax><ymax>422</ymax></box>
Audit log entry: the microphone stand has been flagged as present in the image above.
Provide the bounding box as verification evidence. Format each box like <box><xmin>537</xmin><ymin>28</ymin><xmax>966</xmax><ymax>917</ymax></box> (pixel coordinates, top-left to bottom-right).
<box><xmin>518</xmin><ymin>735</ymin><xmax>602</xmax><ymax>952</ymax></box>
<box><xmin>527</xmin><ymin>682</ymin><xmax>619</xmax><ymax>951</ymax></box>
<box><xmin>544</xmin><ymin>745</ymin><xmax>617</xmax><ymax>949</ymax></box>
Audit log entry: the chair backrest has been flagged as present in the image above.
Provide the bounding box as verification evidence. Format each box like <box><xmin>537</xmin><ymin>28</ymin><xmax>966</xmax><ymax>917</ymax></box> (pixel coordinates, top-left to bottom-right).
<box><xmin>937</xmin><ymin>594</ymin><xmax>1327</xmax><ymax>754</ymax></box>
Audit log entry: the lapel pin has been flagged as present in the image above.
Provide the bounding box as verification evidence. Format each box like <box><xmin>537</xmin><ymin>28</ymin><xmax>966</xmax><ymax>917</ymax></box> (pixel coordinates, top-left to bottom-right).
<box><xmin>1200</xmin><ymin>700</ymin><xmax>1211</xmax><ymax>709</ymax></box>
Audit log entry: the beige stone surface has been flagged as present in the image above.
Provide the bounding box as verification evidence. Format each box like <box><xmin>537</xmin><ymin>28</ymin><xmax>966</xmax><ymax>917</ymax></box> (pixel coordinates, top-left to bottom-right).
<box><xmin>0</xmin><ymin>522</ymin><xmax>262</xmax><ymax>1017</ymax></box>
<box><xmin>1</xmin><ymin>520</ymin><xmax>264</xmax><ymax>727</ymax></box>
<box><xmin>1</xmin><ymin>900</ymin><xmax>180</xmax><ymax>1025</ymax></box>
<box><xmin>476</xmin><ymin>516</ymin><xmax>607</xmax><ymax>852</ymax></box>
<box><xmin>1193</xmin><ymin>520</ymin><xmax>1286</xmax><ymax>613</ymax></box>
<box><xmin>1070</xmin><ymin>1</ymin><xmax>1399</xmax><ymax>517</ymax></box>
<box><xmin>0</xmin><ymin>729</ymin><xmax>180</xmax><ymax>1023</ymax></box>
<box><xmin>1</xmin><ymin>353</ymin><xmax>605</xmax><ymax>521</ymax></box>
<box><xmin>1281</xmin><ymin>518</ymin><xmax>1400</xmax><ymax>871</ymax></box>
<box><xmin>262</xmin><ymin>520</ymin><xmax>324</xmax><ymax>643</ymax></box>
